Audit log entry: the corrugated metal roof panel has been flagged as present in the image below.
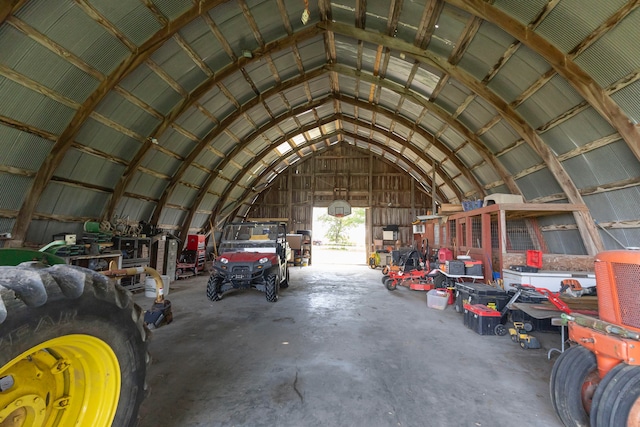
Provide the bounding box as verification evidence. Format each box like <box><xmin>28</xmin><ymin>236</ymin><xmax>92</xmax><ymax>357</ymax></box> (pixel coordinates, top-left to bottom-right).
<box><xmin>243</xmin><ymin>60</ymin><xmax>277</xmax><ymax>94</ymax></box>
<box><xmin>200</xmin><ymin>193</ymin><xmax>218</xmax><ymax>212</ymax></box>
<box><xmin>611</xmin><ymin>79</ymin><xmax>640</xmax><ymax>125</ymax></box>
<box><xmin>179</xmin><ymin>18</ymin><xmax>232</xmax><ymax>73</ymax></box>
<box><xmin>307</xmin><ymin>75</ymin><xmax>332</xmax><ymax>98</ymax></box>
<box><xmin>167</xmin><ymin>183</ymin><xmax>197</xmax><ymax>206</ymax></box>
<box><xmin>17</xmin><ymin>0</ymin><xmax>129</xmax><ymax>75</ymax></box>
<box><xmin>227</xmin><ymin>118</ymin><xmax>255</xmax><ymax>142</ymax></box>
<box><xmin>498</xmin><ymin>144</ymin><xmax>541</xmax><ymax>175</ymax></box>
<box><xmin>190</xmin><ymin>213</ymin><xmax>209</xmax><ymax>231</ymax></box>
<box><xmin>211</xmin><ymin>132</ymin><xmax>237</xmax><ymax>155</ymax></box>
<box><xmin>200</xmin><ymin>87</ymin><xmax>237</xmax><ymax>122</ymax></box>
<box><xmin>210</xmin><ymin>2</ymin><xmax>258</xmax><ymax>58</ymax></box>
<box><xmin>541</xmin><ymin>108</ymin><xmax>616</xmax><ymax>156</ymax></box>
<box><xmin>140</xmin><ymin>150</ymin><xmax>181</xmax><ymax>176</ymax></box>
<box><xmin>162</xmin><ymin>128</ymin><xmax>196</xmax><ymax>158</ymax></box>
<box><xmin>182</xmin><ymin>166</ymin><xmax>207</xmax><ymax>188</ymax></box>
<box><xmin>574</xmin><ymin>8</ymin><xmax>640</xmax><ymax>88</ymax></box>
<box><xmin>127</xmin><ymin>171</ymin><xmax>168</xmax><ymax>200</ymax></box>
<box><xmin>481</xmin><ymin>120</ymin><xmax>520</xmax><ymax>153</ymax></box>
<box><xmin>458</xmin><ymin>97</ymin><xmax>497</xmax><ymax>133</ymax></box>
<box><xmin>516</xmin><ymin>169</ymin><xmax>563</xmax><ymax>200</ymax></box>
<box><xmin>395</xmin><ymin>0</ymin><xmax>424</xmax><ymax>42</ymax></box>
<box><xmin>76</xmin><ymin>118</ymin><xmax>142</xmax><ymax>160</ymax></box>
<box><xmin>119</xmin><ymin>64</ymin><xmax>182</xmax><ymax>116</ymax></box>
<box><xmin>93</xmin><ymin>91</ymin><xmax>161</xmax><ymax>136</ymax></box>
<box><xmin>459</xmin><ymin>22</ymin><xmax>515</xmax><ymax>81</ymax></box>
<box><xmin>410</xmin><ymin>66</ymin><xmax>441</xmax><ymax>99</ymax></box>
<box><xmin>456</xmin><ymin>144</ymin><xmax>483</xmax><ymax>167</ymax></box>
<box><xmin>151</xmin><ymin>38</ymin><xmax>208</xmax><ymax>93</ymax></box>
<box><xmin>37</xmin><ymin>182</ymin><xmax>107</xmax><ymax>217</ymax></box>
<box><xmin>0</xmin><ymin>218</ymin><xmax>15</xmax><ymax>235</ymax></box>
<box><xmin>568</xmin><ymin>141</ymin><xmax>640</xmax><ymax>188</ymax></box>
<box><xmin>114</xmin><ymin>197</ymin><xmax>155</xmax><ymax>223</ymax></box>
<box><xmin>473</xmin><ymin>163</ymin><xmax>502</xmax><ymax>186</ymax></box>
<box><xmin>87</xmin><ymin>0</ymin><xmax>162</xmax><ymax>46</ymax></box>
<box><xmin>0</xmin><ymin>175</ymin><xmax>32</xmax><ymax>210</ymax></box>
<box><xmin>0</xmin><ymin>25</ymin><xmax>99</xmax><ymax>104</ymax></box>
<box><xmin>536</xmin><ymin>0</ymin><xmax>625</xmax><ymax>54</ymax></box>
<box><xmin>439</xmin><ymin>128</ymin><xmax>466</xmax><ymax>151</ymax></box>
<box><xmin>158</xmin><ymin>207</ymin><xmax>186</xmax><ymax>228</ymax></box>
<box><xmin>515</xmin><ymin>74</ymin><xmax>583</xmax><ymax>130</ymax></box>
<box><xmin>487</xmin><ymin>44</ymin><xmax>549</xmax><ymax>104</ymax></box>
<box><xmin>542</xmin><ymin>228</ymin><xmax>586</xmax><ymax>255</ymax></box>
<box><xmin>492</xmin><ymin>0</ymin><xmax>548</xmax><ymax>26</ymax></box>
<box><xmin>248</xmin><ymin>0</ymin><xmax>286</xmax><ymax>43</ymax></box>
<box><xmin>0</xmin><ymin>126</ymin><xmax>52</xmax><ymax>169</ymax></box>
<box><xmin>428</xmin><ymin>4</ymin><xmax>470</xmax><ymax>58</ymax></box>
<box><xmin>270</xmin><ymin>47</ymin><xmax>301</xmax><ymax>82</ymax></box>
<box><xmin>0</xmin><ymin>77</ymin><xmax>76</xmax><ymax>134</ymax></box>
<box><xmin>175</xmin><ymin>105</ymin><xmax>214</xmax><ymax>139</ymax></box>
<box><xmin>195</xmin><ymin>149</ymin><xmax>220</xmax><ymax>171</ymax></box>
<box><xmin>56</xmin><ymin>148</ymin><xmax>124</xmax><ymax>188</ymax></box>
<box><xmin>433</xmin><ymin>79</ymin><xmax>471</xmax><ymax>116</ymax></box>
<box><xmin>152</xmin><ymin>0</ymin><xmax>193</xmax><ymax>20</ymax></box>
<box><xmin>297</xmin><ymin>37</ymin><xmax>330</xmax><ymax>71</ymax></box>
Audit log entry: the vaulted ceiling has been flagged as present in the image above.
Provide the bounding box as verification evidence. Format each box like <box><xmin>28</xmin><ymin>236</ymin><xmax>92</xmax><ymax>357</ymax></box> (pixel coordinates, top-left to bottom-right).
<box><xmin>0</xmin><ymin>0</ymin><xmax>639</xmax><ymax>253</ymax></box>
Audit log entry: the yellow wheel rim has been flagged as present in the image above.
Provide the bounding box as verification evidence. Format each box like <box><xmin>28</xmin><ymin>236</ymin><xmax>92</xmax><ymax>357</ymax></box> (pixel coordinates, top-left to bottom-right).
<box><xmin>0</xmin><ymin>334</ymin><xmax>121</xmax><ymax>427</ymax></box>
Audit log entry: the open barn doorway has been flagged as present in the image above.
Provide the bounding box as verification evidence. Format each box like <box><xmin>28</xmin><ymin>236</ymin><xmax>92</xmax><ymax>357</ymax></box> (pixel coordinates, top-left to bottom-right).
<box><xmin>311</xmin><ymin>207</ymin><xmax>367</xmax><ymax>266</ymax></box>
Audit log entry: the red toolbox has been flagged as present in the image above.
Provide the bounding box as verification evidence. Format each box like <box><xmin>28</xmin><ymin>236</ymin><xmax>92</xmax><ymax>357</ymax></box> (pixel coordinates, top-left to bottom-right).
<box><xmin>463</xmin><ymin>304</ymin><xmax>502</xmax><ymax>335</ymax></box>
<box><xmin>186</xmin><ymin>234</ymin><xmax>205</xmax><ymax>251</ymax></box>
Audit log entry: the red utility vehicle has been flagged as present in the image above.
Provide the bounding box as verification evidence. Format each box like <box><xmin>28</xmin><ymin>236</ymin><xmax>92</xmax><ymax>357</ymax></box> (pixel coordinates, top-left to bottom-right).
<box><xmin>206</xmin><ymin>221</ymin><xmax>290</xmax><ymax>302</ymax></box>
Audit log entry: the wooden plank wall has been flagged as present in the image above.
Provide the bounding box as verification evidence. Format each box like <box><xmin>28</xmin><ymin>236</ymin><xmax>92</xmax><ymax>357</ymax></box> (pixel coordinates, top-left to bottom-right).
<box><xmin>247</xmin><ymin>145</ymin><xmax>433</xmax><ymax>246</ymax></box>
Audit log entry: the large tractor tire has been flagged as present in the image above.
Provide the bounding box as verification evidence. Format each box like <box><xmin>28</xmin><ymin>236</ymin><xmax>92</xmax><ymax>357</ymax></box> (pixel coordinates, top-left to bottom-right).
<box><xmin>590</xmin><ymin>364</ymin><xmax>640</xmax><ymax>427</ymax></box>
<box><xmin>550</xmin><ymin>345</ymin><xmax>598</xmax><ymax>427</ymax></box>
<box><xmin>0</xmin><ymin>263</ymin><xmax>149</xmax><ymax>427</ymax></box>
<box><xmin>206</xmin><ymin>274</ymin><xmax>223</xmax><ymax>301</ymax></box>
<box><xmin>265</xmin><ymin>273</ymin><xmax>278</xmax><ymax>302</ymax></box>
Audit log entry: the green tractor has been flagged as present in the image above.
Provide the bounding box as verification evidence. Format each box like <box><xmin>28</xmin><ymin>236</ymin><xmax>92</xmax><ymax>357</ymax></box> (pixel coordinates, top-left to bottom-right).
<box><xmin>0</xmin><ymin>248</ymin><xmax>149</xmax><ymax>426</ymax></box>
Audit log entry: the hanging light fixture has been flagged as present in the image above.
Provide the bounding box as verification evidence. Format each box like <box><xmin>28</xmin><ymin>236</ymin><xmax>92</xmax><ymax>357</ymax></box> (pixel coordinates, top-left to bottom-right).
<box><xmin>301</xmin><ymin>0</ymin><xmax>310</xmax><ymax>24</ymax></box>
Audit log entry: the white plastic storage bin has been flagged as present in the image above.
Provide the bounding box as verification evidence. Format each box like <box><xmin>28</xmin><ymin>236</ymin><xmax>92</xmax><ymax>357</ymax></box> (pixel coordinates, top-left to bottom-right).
<box><xmin>427</xmin><ymin>289</ymin><xmax>449</xmax><ymax>310</ymax></box>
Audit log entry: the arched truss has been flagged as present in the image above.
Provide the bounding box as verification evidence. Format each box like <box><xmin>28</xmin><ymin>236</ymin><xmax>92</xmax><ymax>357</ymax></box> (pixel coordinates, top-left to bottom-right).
<box><xmin>7</xmin><ymin>1</ymin><xmax>637</xmax><ymax>254</ymax></box>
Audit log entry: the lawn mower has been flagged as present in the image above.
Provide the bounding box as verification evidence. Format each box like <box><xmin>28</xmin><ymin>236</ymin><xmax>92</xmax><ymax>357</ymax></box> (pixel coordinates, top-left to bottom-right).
<box><xmin>383</xmin><ymin>267</ymin><xmax>435</xmax><ymax>291</ymax></box>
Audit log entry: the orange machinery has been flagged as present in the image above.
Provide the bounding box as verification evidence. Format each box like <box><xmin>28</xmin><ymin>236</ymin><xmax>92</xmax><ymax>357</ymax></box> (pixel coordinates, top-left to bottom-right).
<box><xmin>550</xmin><ymin>250</ymin><xmax>640</xmax><ymax>426</ymax></box>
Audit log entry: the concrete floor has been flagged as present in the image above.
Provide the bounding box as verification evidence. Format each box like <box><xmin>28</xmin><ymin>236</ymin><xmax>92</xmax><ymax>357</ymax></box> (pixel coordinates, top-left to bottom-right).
<box><xmin>133</xmin><ymin>249</ymin><xmax>564</xmax><ymax>427</ymax></box>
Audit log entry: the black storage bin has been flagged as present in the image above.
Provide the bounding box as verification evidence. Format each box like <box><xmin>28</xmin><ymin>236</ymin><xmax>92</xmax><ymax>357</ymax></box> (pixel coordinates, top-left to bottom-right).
<box><xmin>455</xmin><ymin>282</ymin><xmax>510</xmax><ymax>313</ymax></box>
<box><xmin>446</xmin><ymin>260</ymin><xmax>465</xmax><ymax>275</ymax></box>
<box><xmin>464</xmin><ymin>304</ymin><xmax>502</xmax><ymax>335</ymax></box>
<box><xmin>464</xmin><ymin>262</ymin><xmax>483</xmax><ymax>276</ymax></box>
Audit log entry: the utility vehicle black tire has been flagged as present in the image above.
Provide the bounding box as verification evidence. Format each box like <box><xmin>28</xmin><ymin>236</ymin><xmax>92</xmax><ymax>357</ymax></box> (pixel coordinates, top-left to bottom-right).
<box><xmin>590</xmin><ymin>364</ymin><xmax>640</xmax><ymax>427</ymax></box>
<box><xmin>265</xmin><ymin>273</ymin><xmax>278</xmax><ymax>302</ymax></box>
<box><xmin>0</xmin><ymin>263</ymin><xmax>149</xmax><ymax>427</ymax></box>
<box><xmin>494</xmin><ymin>324</ymin><xmax>507</xmax><ymax>336</ymax></box>
<box><xmin>206</xmin><ymin>274</ymin><xmax>223</xmax><ymax>301</ymax></box>
<box><xmin>589</xmin><ymin>362</ymin><xmax>626</xmax><ymax>426</ymax></box>
<box><xmin>550</xmin><ymin>345</ymin><xmax>598</xmax><ymax>427</ymax></box>
<box><xmin>175</xmin><ymin>267</ymin><xmax>182</xmax><ymax>281</ymax></box>
<box><xmin>280</xmin><ymin>268</ymin><xmax>289</xmax><ymax>289</ymax></box>
<box><xmin>384</xmin><ymin>278</ymin><xmax>396</xmax><ymax>291</ymax></box>
<box><xmin>433</xmin><ymin>271</ymin><xmax>447</xmax><ymax>288</ymax></box>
